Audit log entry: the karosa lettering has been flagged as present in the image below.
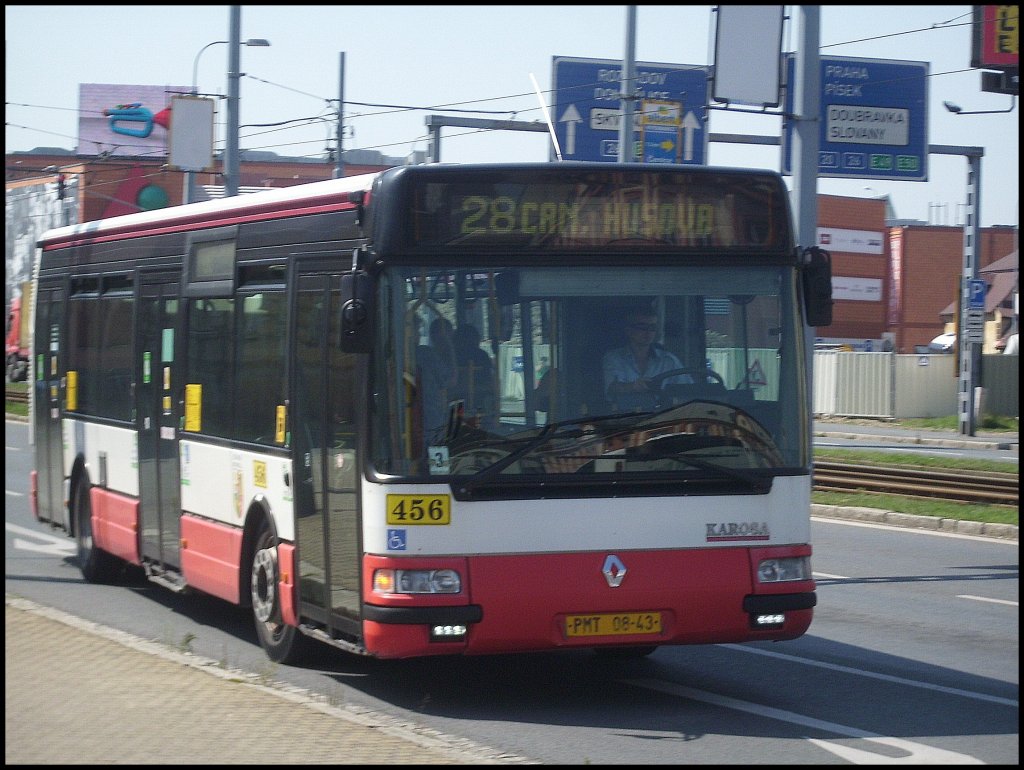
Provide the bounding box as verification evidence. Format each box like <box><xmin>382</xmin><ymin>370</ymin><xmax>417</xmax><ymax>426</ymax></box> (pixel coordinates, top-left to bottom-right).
<box><xmin>706</xmin><ymin>521</ymin><xmax>770</xmax><ymax>539</ymax></box>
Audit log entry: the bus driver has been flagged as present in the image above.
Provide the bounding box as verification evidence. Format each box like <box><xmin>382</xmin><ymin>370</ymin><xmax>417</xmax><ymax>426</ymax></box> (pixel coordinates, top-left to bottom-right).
<box><xmin>602</xmin><ymin>307</ymin><xmax>690</xmax><ymax>411</ymax></box>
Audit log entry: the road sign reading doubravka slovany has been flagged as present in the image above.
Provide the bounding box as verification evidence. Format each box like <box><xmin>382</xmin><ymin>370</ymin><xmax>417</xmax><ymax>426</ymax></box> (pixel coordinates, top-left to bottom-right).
<box><xmin>551</xmin><ymin>56</ymin><xmax>709</xmax><ymax>164</ymax></box>
<box><xmin>782</xmin><ymin>55</ymin><xmax>929</xmax><ymax>181</ymax></box>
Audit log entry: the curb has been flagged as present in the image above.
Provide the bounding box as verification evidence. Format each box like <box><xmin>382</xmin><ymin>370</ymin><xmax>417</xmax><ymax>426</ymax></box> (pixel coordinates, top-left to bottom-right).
<box><xmin>812</xmin><ymin>504</ymin><xmax>1018</xmax><ymax>541</ymax></box>
<box><xmin>814</xmin><ymin>429</ymin><xmax>1019</xmax><ymax>451</ymax></box>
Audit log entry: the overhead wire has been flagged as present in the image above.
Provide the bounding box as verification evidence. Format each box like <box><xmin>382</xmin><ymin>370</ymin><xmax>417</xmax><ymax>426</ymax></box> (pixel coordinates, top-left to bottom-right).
<box><xmin>6</xmin><ymin>11</ymin><xmax>1016</xmax><ymax>161</ymax></box>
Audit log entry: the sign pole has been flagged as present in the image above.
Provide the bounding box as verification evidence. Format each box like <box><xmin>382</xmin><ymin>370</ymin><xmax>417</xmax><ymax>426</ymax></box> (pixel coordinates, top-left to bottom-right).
<box><xmin>617</xmin><ymin>6</ymin><xmax>638</xmax><ymax>163</ymax></box>
<box><xmin>957</xmin><ymin>152</ymin><xmax>984</xmax><ymax>436</ymax></box>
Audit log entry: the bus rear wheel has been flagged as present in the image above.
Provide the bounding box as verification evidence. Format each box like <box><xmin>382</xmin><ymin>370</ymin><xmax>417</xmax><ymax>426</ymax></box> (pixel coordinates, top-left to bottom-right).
<box><xmin>251</xmin><ymin>522</ymin><xmax>308</xmax><ymax>664</ymax></box>
<box><xmin>75</xmin><ymin>477</ymin><xmax>120</xmax><ymax>583</ymax></box>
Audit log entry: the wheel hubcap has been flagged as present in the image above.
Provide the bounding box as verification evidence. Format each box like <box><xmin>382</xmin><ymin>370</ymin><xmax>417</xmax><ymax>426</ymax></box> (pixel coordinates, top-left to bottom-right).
<box><xmin>251</xmin><ymin>546</ymin><xmax>277</xmax><ymax>623</ymax></box>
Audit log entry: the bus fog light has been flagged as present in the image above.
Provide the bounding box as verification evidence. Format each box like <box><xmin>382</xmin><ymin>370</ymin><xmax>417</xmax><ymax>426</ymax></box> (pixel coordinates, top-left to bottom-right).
<box><xmin>373</xmin><ymin>568</ymin><xmax>461</xmax><ymax>594</ymax></box>
<box><xmin>430</xmin><ymin>624</ymin><xmax>467</xmax><ymax>640</ymax></box>
<box><xmin>757</xmin><ymin>557</ymin><xmax>810</xmax><ymax>583</ymax></box>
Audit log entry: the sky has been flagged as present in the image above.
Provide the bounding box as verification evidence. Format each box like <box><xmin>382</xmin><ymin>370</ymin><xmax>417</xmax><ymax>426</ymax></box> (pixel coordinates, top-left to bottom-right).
<box><xmin>5</xmin><ymin>5</ymin><xmax>1020</xmax><ymax>229</ymax></box>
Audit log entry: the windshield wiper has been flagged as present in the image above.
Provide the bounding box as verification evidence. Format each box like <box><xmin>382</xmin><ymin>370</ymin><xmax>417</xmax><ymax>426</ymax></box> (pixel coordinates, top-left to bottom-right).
<box><xmin>454</xmin><ymin>411</ymin><xmax>653</xmax><ymax>493</ymax></box>
<box><xmin>629</xmin><ymin>433</ymin><xmax>770</xmax><ymax>490</ymax></box>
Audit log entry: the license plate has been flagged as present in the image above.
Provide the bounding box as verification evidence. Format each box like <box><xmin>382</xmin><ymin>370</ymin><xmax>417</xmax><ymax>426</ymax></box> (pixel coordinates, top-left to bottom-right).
<box><xmin>565</xmin><ymin>612</ymin><xmax>663</xmax><ymax>637</ymax></box>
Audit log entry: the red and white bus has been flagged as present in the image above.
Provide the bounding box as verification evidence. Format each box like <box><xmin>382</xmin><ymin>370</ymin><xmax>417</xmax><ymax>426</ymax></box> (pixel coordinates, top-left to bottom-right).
<box><xmin>30</xmin><ymin>162</ymin><xmax>832</xmax><ymax>662</ymax></box>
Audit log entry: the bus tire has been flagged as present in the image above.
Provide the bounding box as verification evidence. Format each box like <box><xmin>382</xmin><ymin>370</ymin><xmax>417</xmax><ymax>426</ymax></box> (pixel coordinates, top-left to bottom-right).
<box><xmin>251</xmin><ymin>521</ymin><xmax>308</xmax><ymax>664</ymax></box>
<box><xmin>74</xmin><ymin>476</ymin><xmax>120</xmax><ymax>583</ymax></box>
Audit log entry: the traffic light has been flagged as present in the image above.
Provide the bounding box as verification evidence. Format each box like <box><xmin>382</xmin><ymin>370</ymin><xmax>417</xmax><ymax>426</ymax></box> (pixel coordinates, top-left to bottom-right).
<box><xmin>57</xmin><ymin>173</ymin><xmax>66</xmax><ymax>200</ymax></box>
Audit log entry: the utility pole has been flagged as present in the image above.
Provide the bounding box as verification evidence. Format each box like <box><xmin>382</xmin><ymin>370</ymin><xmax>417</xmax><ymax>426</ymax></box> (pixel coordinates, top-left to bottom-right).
<box><xmin>335</xmin><ymin>52</ymin><xmax>345</xmax><ymax>179</ymax></box>
<box><xmin>224</xmin><ymin>5</ymin><xmax>241</xmax><ymax>197</ymax></box>
<box><xmin>791</xmin><ymin>7</ymin><xmax>821</xmax><ymax>456</ymax></box>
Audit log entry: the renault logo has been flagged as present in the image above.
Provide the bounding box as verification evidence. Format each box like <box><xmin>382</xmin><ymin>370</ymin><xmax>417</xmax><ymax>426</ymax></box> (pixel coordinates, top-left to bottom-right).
<box><xmin>602</xmin><ymin>554</ymin><xmax>626</xmax><ymax>587</ymax></box>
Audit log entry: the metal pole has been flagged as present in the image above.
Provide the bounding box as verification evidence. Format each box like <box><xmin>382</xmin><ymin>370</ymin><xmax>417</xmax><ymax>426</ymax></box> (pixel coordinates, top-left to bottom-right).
<box><xmin>958</xmin><ymin>153</ymin><xmax>983</xmax><ymax>435</ymax></box>
<box><xmin>224</xmin><ymin>6</ymin><xmax>241</xmax><ymax>197</ymax></box>
<box><xmin>428</xmin><ymin>124</ymin><xmax>441</xmax><ymax>163</ymax></box>
<box><xmin>792</xmin><ymin>6</ymin><xmax>821</xmax><ymax>457</ymax></box>
<box><xmin>335</xmin><ymin>52</ymin><xmax>345</xmax><ymax>179</ymax></box>
<box><xmin>617</xmin><ymin>5</ymin><xmax>637</xmax><ymax>163</ymax></box>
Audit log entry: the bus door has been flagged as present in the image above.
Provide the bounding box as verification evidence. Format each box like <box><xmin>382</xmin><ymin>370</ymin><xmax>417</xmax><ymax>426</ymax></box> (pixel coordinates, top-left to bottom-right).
<box><xmin>291</xmin><ymin>266</ymin><xmax>361</xmax><ymax>636</ymax></box>
<box><xmin>136</xmin><ymin>272</ymin><xmax>182</xmax><ymax>571</ymax></box>
<box><xmin>32</xmin><ymin>280</ymin><xmax>67</xmax><ymax>529</ymax></box>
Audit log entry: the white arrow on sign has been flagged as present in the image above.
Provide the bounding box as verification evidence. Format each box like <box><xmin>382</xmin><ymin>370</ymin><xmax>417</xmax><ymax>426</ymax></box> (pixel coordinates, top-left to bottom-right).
<box><xmin>681</xmin><ymin>111</ymin><xmax>702</xmax><ymax>162</ymax></box>
<box><xmin>7</xmin><ymin>522</ymin><xmax>76</xmax><ymax>556</ymax></box>
<box><xmin>559</xmin><ymin>103</ymin><xmax>583</xmax><ymax>156</ymax></box>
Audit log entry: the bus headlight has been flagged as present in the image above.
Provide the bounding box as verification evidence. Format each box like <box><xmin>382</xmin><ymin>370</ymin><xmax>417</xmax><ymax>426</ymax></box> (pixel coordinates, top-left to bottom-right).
<box><xmin>757</xmin><ymin>556</ymin><xmax>810</xmax><ymax>583</ymax></box>
<box><xmin>373</xmin><ymin>568</ymin><xmax>462</xmax><ymax>594</ymax></box>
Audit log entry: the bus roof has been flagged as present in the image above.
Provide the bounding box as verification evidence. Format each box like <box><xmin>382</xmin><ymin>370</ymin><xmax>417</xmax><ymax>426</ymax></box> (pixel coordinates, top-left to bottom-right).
<box><xmin>37</xmin><ymin>169</ymin><xmax>382</xmax><ymax>250</ymax></box>
<box><xmin>37</xmin><ymin>161</ymin><xmax>789</xmax><ymax>252</ymax></box>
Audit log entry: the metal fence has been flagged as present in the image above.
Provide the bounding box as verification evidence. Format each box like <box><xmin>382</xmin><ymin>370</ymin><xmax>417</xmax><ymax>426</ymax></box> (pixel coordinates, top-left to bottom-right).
<box><xmin>813</xmin><ymin>351</ymin><xmax>1018</xmax><ymax>419</ymax></box>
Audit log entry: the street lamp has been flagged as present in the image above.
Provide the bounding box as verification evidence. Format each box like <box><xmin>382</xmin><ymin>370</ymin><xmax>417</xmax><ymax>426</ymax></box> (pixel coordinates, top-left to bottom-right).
<box><xmin>943</xmin><ymin>97</ymin><xmax>1016</xmax><ymax>115</ymax></box>
<box><xmin>187</xmin><ymin>37</ymin><xmax>270</xmax><ymax>203</ymax></box>
<box><xmin>192</xmin><ymin>38</ymin><xmax>270</xmax><ymax>94</ymax></box>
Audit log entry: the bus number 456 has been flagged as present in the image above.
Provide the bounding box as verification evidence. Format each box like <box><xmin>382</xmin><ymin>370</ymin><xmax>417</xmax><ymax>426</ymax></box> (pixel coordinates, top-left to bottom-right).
<box><xmin>386</xmin><ymin>494</ymin><xmax>450</xmax><ymax>525</ymax></box>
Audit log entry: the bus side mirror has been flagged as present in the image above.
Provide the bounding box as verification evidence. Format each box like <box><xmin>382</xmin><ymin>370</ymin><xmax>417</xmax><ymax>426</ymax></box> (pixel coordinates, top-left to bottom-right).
<box><xmin>801</xmin><ymin>247</ymin><xmax>833</xmax><ymax>328</ymax></box>
<box><xmin>339</xmin><ymin>270</ymin><xmax>374</xmax><ymax>353</ymax></box>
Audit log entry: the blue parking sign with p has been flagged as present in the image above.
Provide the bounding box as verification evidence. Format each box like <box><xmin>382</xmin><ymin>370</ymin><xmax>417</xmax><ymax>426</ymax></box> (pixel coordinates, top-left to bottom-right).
<box><xmin>968</xmin><ymin>279</ymin><xmax>986</xmax><ymax>309</ymax></box>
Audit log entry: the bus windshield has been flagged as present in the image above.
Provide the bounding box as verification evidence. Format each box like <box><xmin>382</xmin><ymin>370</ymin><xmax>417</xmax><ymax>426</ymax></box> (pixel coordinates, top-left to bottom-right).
<box><xmin>370</xmin><ymin>262</ymin><xmax>808</xmax><ymax>482</ymax></box>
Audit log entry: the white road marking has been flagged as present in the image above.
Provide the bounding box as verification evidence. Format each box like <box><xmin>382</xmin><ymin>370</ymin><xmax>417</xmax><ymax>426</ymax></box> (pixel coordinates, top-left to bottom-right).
<box><xmin>6</xmin><ymin>522</ymin><xmax>75</xmax><ymax>555</ymax></box>
<box><xmin>957</xmin><ymin>594</ymin><xmax>1017</xmax><ymax>607</ymax></box>
<box><xmin>724</xmin><ymin>643</ymin><xmax>1018</xmax><ymax>708</ymax></box>
<box><xmin>619</xmin><ymin>677</ymin><xmax>984</xmax><ymax>764</ymax></box>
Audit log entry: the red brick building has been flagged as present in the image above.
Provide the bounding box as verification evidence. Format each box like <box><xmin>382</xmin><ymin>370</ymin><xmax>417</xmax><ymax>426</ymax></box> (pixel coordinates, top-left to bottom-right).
<box><xmin>816</xmin><ymin>194</ymin><xmax>890</xmax><ymax>347</ymax></box>
<box><xmin>813</xmin><ymin>193</ymin><xmax>1017</xmax><ymax>354</ymax></box>
<box><xmin>887</xmin><ymin>225</ymin><xmax>1017</xmax><ymax>353</ymax></box>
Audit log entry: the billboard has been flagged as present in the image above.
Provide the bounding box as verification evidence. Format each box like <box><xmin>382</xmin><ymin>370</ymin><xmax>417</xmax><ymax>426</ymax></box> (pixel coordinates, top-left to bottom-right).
<box><xmin>79</xmin><ymin>83</ymin><xmax>188</xmax><ymax>158</ymax></box>
<box><xmin>971</xmin><ymin>5</ymin><xmax>1019</xmax><ymax>70</ymax></box>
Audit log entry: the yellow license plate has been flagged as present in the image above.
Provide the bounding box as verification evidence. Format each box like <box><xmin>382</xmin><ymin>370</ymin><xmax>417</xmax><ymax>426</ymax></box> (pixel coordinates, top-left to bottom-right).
<box><xmin>565</xmin><ymin>612</ymin><xmax>663</xmax><ymax>637</ymax></box>
<box><xmin>386</xmin><ymin>494</ymin><xmax>451</xmax><ymax>525</ymax></box>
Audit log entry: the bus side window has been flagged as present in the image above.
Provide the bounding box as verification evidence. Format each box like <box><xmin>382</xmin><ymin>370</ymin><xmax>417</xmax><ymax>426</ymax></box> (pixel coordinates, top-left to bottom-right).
<box><xmin>186</xmin><ymin>299</ymin><xmax>235</xmax><ymax>438</ymax></box>
<box><xmin>236</xmin><ymin>292</ymin><xmax>288</xmax><ymax>444</ymax></box>
<box><xmin>101</xmin><ymin>297</ymin><xmax>133</xmax><ymax>421</ymax></box>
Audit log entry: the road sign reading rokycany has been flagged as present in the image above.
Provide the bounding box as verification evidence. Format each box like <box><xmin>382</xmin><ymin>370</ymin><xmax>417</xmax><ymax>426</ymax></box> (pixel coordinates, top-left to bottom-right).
<box><xmin>782</xmin><ymin>55</ymin><xmax>929</xmax><ymax>181</ymax></box>
<box><xmin>551</xmin><ymin>56</ymin><xmax>709</xmax><ymax>164</ymax></box>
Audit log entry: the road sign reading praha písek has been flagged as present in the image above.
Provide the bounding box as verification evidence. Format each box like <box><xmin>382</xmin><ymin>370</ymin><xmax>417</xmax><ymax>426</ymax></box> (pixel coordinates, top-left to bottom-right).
<box><xmin>782</xmin><ymin>55</ymin><xmax>929</xmax><ymax>181</ymax></box>
<box><xmin>551</xmin><ymin>56</ymin><xmax>709</xmax><ymax>164</ymax></box>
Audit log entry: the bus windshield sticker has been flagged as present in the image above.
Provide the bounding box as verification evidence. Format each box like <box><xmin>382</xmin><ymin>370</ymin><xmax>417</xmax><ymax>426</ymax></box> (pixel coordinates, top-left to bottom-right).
<box><xmin>427</xmin><ymin>446</ymin><xmax>450</xmax><ymax>475</ymax></box>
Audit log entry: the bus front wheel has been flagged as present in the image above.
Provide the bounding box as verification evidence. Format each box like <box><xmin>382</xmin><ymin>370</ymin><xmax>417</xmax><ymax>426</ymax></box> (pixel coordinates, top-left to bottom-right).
<box><xmin>251</xmin><ymin>522</ymin><xmax>308</xmax><ymax>664</ymax></box>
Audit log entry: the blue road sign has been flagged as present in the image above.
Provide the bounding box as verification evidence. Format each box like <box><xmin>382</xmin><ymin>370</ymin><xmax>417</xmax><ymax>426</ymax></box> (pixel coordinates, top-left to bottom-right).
<box><xmin>782</xmin><ymin>55</ymin><xmax>929</xmax><ymax>181</ymax></box>
<box><xmin>642</xmin><ymin>125</ymin><xmax>679</xmax><ymax>164</ymax></box>
<box><xmin>551</xmin><ymin>56</ymin><xmax>709</xmax><ymax>164</ymax></box>
<box><xmin>968</xmin><ymin>279</ymin><xmax>987</xmax><ymax>309</ymax></box>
